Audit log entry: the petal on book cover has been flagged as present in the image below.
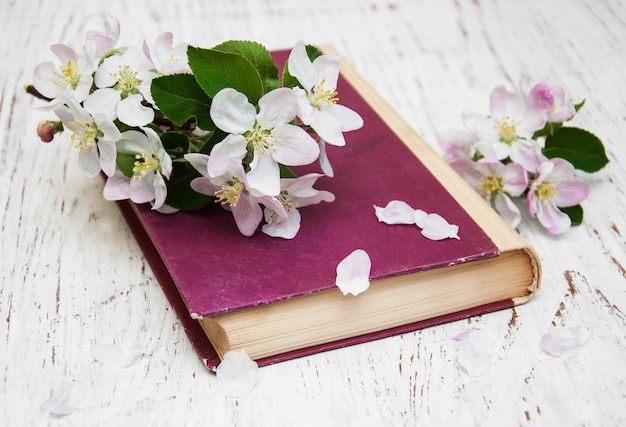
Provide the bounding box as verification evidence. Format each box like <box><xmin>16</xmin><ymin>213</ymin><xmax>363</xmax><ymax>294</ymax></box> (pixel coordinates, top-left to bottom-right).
<box><xmin>450</xmin><ymin>328</ymin><xmax>493</xmax><ymax>377</ymax></box>
<box><xmin>94</xmin><ymin>343</ymin><xmax>145</xmax><ymax>368</ymax></box>
<box><xmin>216</xmin><ymin>350</ymin><xmax>259</xmax><ymax>397</ymax></box>
<box><xmin>540</xmin><ymin>326</ymin><xmax>588</xmax><ymax>357</ymax></box>
<box><xmin>335</xmin><ymin>249</ymin><xmax>371</xmax><ymax>296</ymax></box>
<box><xmin>415</xmin><ymin>209</ymin><xmax>460</xmax><ymax>241</ymax></box>
<box><xmin>374</xmin><ymin>200</ymin><xmax>416</xmax><ymax>225</ymax></box>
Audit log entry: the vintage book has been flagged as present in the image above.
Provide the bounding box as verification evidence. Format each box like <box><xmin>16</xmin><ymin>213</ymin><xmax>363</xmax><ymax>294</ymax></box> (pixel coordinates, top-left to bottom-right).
<box><xmin>115</xmin><ymin>47</ymin><xmax>541</xmax><ymax>370</ymax></box>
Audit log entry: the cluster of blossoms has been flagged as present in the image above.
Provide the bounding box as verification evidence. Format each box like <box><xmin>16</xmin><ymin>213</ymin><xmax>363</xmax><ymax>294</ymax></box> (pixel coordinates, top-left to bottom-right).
<box><xmin>439</xmin><ymin>79</ymin><xmax>607</xmax><ymax>234</ymax></box>
<box><xmin>30</xmin><ymin>15</ymin><xmax>363</xmax><ymax>239</ymax></box>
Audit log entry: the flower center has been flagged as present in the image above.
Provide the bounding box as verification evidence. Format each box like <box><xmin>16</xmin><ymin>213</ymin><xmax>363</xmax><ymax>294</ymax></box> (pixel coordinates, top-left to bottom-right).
<box><xmin>495</xmin><ymin>116</ymin><xmax>518</xmax><ymax>144</ymax></box>
<box><xmin>536</xmin><ymin>181</ymin><xmax>558</xmax><ymax>203</ymax></box>
<box><xmin>111</xmin><ymin>65</ymin><xmax>142</xmax><ymax>95</ymax></box>
<box><xmin>277</xmin><ymin>192</ymin><xmax>295</xmax><ymax>212</ymax></box>
<box><xmin>215</xmin><ymin>178</ymin><xmax>245</xmax><ymax>207</ymax></box>
<box><xmin>54</xmin><ymin>60</ymin><xmax>81</xmax><ymax>89</ymax></box>
<box><xmin>476</xmin><ymin>176</ymin><xmax>503</xmax><ymax>201</ymax></box>
<box><xmin>68</xmin><ymin>120</ymin><xmax>101</xmax><ymax>151</ymax></box>
<box><xmin>132</xmin><ymin>152</ymin><xmax>160</xmax><ymax>180</ymax></box>
<box><xmin>245</xmin><ymin>123</ymin><xmax>275</xmax><ymax>155</ymax></box>
<box><xmin>310</xmin><ymin>78</ymin><xmax>338</xmax><ymax>107</ymax></box>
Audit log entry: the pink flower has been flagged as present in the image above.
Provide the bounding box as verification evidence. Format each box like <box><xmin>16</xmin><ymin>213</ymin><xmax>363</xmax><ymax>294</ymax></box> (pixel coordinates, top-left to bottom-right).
<box><xmin>451</xmin><ymin>160</ymin><xmax>528</xmax><ymax>228</ymax></box>
<box><xmin>521</xmin><ymin>76</ymin><xmax>576</xmax><ymax>123</ymax></box>
<box><xmin>527</xmin><ymin>158</ymin><xmax>588</xmax><ymax>234</ymax></box>
<box><xmin>185</xmin><ymin>153</ymin><xmax>287</xmax><ymax>237</ymax></box>
<box><xmin>472</xmin><ymin>86</ymin><xmax>547</xmax><ymax>161</ymax></box>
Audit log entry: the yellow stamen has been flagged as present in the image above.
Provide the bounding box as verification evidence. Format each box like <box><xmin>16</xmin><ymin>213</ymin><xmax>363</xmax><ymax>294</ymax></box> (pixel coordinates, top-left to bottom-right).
<box><xmin>111</xmin><ymin>65</ymin><xmax>142</xmax><ymax>94</ymax></box>
<box><xmin>53</xmin><ymin>60</ymin><xmax>81</xmax><ymax>89</ymax></box>
<box><xmin>311</xmin><ymin>78</ymin><xmax>339</xmax><ymax>107</ymax></box>
<box><xmin>67</xmin><ymin>120</ymin><xmax>100</xmax><ymax>151</ymax></box>
<box><xmin>494</xmin><ymin>115</ymin><xmax>517</xmax><ymax>144</ymax></box>
<box><xmin>132</xmin><ymin>152</ymin><xmax>160</xmax><ymax>180</ymax></box>
<box><xmin>476</xmin><ymin>176</ymin><xmax>503</xmax><ymax>201</ymax></box>
<box><xmin>245</xmin><ymin>123</ymin><xmax>276</xmax><ymax>156</ymax></box>
<box><xmin>536</xmin><ymin>181</ymin><xmax>558</xmax><ymax>204</ymax></box>
<box><xmin>215</xmin><ymin>179</ymin><xmax>245</xmax><ymax>207</ymax></box>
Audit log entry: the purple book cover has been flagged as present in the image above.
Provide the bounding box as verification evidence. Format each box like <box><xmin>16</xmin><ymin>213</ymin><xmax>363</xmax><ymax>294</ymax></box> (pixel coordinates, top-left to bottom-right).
<box><xmin>116</xmin><ymin>49</ymin><xmax>501</xmax><ymax>369</ymax></box>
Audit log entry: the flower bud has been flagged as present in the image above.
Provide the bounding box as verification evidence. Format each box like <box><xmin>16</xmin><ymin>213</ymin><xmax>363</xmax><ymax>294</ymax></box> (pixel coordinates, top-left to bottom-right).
<box><xmin>36</xmin><ymin>121</ymin><xmax>56</xmax><ymax>143</ymax></box>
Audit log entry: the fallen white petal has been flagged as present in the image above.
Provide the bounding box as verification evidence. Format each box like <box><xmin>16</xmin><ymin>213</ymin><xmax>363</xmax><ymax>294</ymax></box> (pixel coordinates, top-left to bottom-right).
<box><xmin>414</xmin><ymin>209</ymin><xmax>460</xmax><ymax>240</ymax></box>
<box><xmin>41</xmin><ymin>384</ymin><xmax>78</xmax><ymax>417</ymax></box>
<box><xmin>335</xmin><ymin>249</ymin><xmax>371</xmax><ymax>296</ymax></box>
<box><xmin>450</xmin><ymin>328</ymin><xmax>493</xmax><ymax>377</ymax></box>
<box><xmin>540</xmin><ymin>326</ymin><xmax>588</xmax><ymax>357</ymax></box>
<box><xmin>216</xmin><ymin>350</ymin><xmax>259</xmax><ymax>397</ymax></box>
<box><xmin>94</xmin><ymin>343</ymin><xmax>145</xmax><ymax>368</ymax></box>
<box><xmin>374</xmin><ymin>200</ymin><xmax>416</xmax><ymax>225</ymax></box>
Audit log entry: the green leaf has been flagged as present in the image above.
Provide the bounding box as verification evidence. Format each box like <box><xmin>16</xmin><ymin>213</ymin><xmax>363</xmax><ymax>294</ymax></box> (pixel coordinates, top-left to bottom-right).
<box><xmin>543</xmin><ymin>127</ymin><xmax>609</xmax><ymax>173</ymax></box>
<box><xmin>282</xmin><ymin>44</ymin><xmax>324</xmax><ymax>89</ymax></box>
<box><xmin>187</xmin><ymin>46</ymin><xmax>264</xmax><ymax>104</ymax></box>
<box><xmin>116</xmin><ymin>153</ymin><xmax>136</xmax><ymax>178</ymax></box>
<box><xmin>279</xmin><ymin>163</ymin><xmax>297</xmax><ymax>179</ymax></box>
<box><xmin>212</xmin><ymin>40</ymin><xmax>280</xmax><ymax>93</ymax></box>
<box><xmin>560</xmin><ymin>204</ymin><xmax>584</xmax><ymax>227</ymax></box>
<box><xmin>164</xmin><ymin>162</ymin><xmax>213</xmax><ymax>210</ymax></box>
<box><xmin>160</xmin><ymin>131</ymin><xmax>190</xmax><ymax>152</ymax></box>
<box><xmin>151</xmin><ymin>74</ymin><xmax>214</xmax><ymax>131</ymax></box>
<box><xmin>198</xmin><ymin>128</ymin><xmax>229</xmax><ymax>154</ymax></box>
<box><xmin>574</xmin><ymin>99</ymin><xmax>585</xmax><ymax>113</ymax></box>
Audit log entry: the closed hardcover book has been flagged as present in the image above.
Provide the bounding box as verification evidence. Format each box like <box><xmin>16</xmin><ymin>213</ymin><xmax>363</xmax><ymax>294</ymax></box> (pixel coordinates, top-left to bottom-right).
<box><xmin>115</xmin><ymin>48</ymin><xmax>541</xmax><ymax>369</ymax></box>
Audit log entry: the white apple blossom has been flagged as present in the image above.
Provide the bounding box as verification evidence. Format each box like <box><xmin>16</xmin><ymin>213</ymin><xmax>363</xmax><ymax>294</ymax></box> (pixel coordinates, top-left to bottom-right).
<box><xmin>185</xmin><ymin>152</ymin><xmax>287</xmax><ymax>237</ymax></box>
<box><xmin>54</xmin><ymin>99</ymin><xmax>120</xmax><ymax>177</ymax></box>
<box><xmin>520</xmin><ymin>76</ymin><xmax>576</xmax><ymax>123</ymax></box>
<box><xmin>287</xmin><ymin>41</ymin><xmax>363</xmax><ymax>147</ymax></box>
<box><xmin>85</xmin><ymin>46</ymin><xmax>157</xmax><ymax>127</ymax></box>
<box><xmin>143</xmin><ymin>32</ymin><xmax>191</xmax><ymax>75</ymax></box>
<box><xmin>103</xmin><ymin>128</ymin><xmax>172</xmax><ymax>209</ymax></box>
<box><xmin>84</xmin><ymin>13</ymin><xmax>121</xmax><ymax>59</ymax></box>
<box><xmin>472</xmin><ymin>85</ymin><xmax>547</xmax><ymax>161</ymax></box>
<box><xmin>32</xmin><ymin>44</ymin><xmax>94</xmax><ymax>102</ymax></box>
<box><xmin>452</xmin><ymin>160</ymin><xmax>528</xmax><ymax>229</ymax></box>
<box><xmin>261</xmin><ymin>173</ymin><xmax>335</xmax><ymax>239</ymax></box>
<box><xmin>209</xmin><ymin>87</ymin><xmax>319</xmax><ymax>196</ymax></box>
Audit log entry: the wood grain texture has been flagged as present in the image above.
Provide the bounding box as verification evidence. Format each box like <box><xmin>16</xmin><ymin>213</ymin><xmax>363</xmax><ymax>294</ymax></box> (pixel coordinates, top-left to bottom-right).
<box><xmin>1</xmin><ymin>0</ymin><xmax>625</xmax><ymax>425</ymax></box>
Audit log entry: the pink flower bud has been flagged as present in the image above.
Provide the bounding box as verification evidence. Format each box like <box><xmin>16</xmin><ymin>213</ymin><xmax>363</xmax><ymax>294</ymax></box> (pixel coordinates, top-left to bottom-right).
<box><xmin>37</xmin><ymin>121</ymin><xmax>56</xmax><ymax>143</ymax></box>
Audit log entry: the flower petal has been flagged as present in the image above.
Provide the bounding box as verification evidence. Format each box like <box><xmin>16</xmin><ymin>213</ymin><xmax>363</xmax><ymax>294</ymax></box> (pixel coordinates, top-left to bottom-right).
<box><xmin>256</xmin><ymin>88</ymin><xmax>297</xmax><ymax>129</ymax></box>
<box><xmin>41</xmin><ymin>384</ymin><xmax>78</xmax><ymax>417</ymax></box>
<box><xmin>94</xmin><ymin>343</ymin><xmax>144</xmax><ymax>368</ymax></box>
<box><xmin>207</xmin><ymin>134</ymin><xmax>248</xmax><ymax>178</ymax></box>
<box><xmin>103</xmin><ymin>172</ymin><xmax>130</xmax><ymax>201</ymax></box>
<box><xmin>210</xmin><ymin>88</ymin><xmax>256</xmax><ymax>134</ymax></box>
<box><xmin>231</xmin><ymin>193</ymin><xmax>263</xmax><ymax>237</ymax></box>
<box><xmin>414</xmin><ymin>210</ymin><xmax>460</xmax><ymax>240</ymax></box>
<box><xmin>261</xmin><ymin>207</ymin><xmax>301</xmax><ymax>239</ymax></box>
<box><xmin>494</xmin><ymin>193</ymin><xmax>522</xmax><ymax>229</ymax></box>
<box><xmin>270</xmin><ymin>124</ymin><xmax>320</xmax><ymax>166</ymax></box>
<box><xmin>247</xmin><ymin>153</ymin><xmax>281</xmax><ymax>196</ymax></box>
<box><xmin>117</xmin><ymin>93</ymin><xmax>154</xmax><ymax>127</ymax></box>
<box><xmin>287</xmin><ymin>40</ymin><xmax>315</xmax><ymax>90</ymax></box>
<box><xmin>535</xmin><ymin>200</ymin><xmax>571</xmax><ymax>234</ymax></box>
<box><xmin>540</xmin><ymin>326</ymin><xmax>588</xmax><ymax>357</ymax></box>
<box><xmin>450</xmin><ymin>328</ymin><xmax>493</xmax><ymax>376</ymax></box>
<box><xmin>374</xmin><ymin>200</ymin><xmax>416</xmax><ymax>225</ymax></box>
<box><xmin>216</xmin><ymin>350</ymin><xmax>259</xmax><ymax>397</ymax></box>
<box><xmin>329</xmin><ymin>103</ymin><xmax>363</xmax><ymax>132</ymax></box>
<box><xmin>335</xmin><ymin>249</ymin><xmax>371</xmax><ymax>296</ymax></box>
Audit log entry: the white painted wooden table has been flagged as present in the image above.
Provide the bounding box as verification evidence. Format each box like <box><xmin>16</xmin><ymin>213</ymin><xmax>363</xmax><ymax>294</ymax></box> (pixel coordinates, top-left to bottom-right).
<box><xmin>2</xmin><ymin>0</ymin><xmax>625</xmax><ymax>425</ymax></box>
